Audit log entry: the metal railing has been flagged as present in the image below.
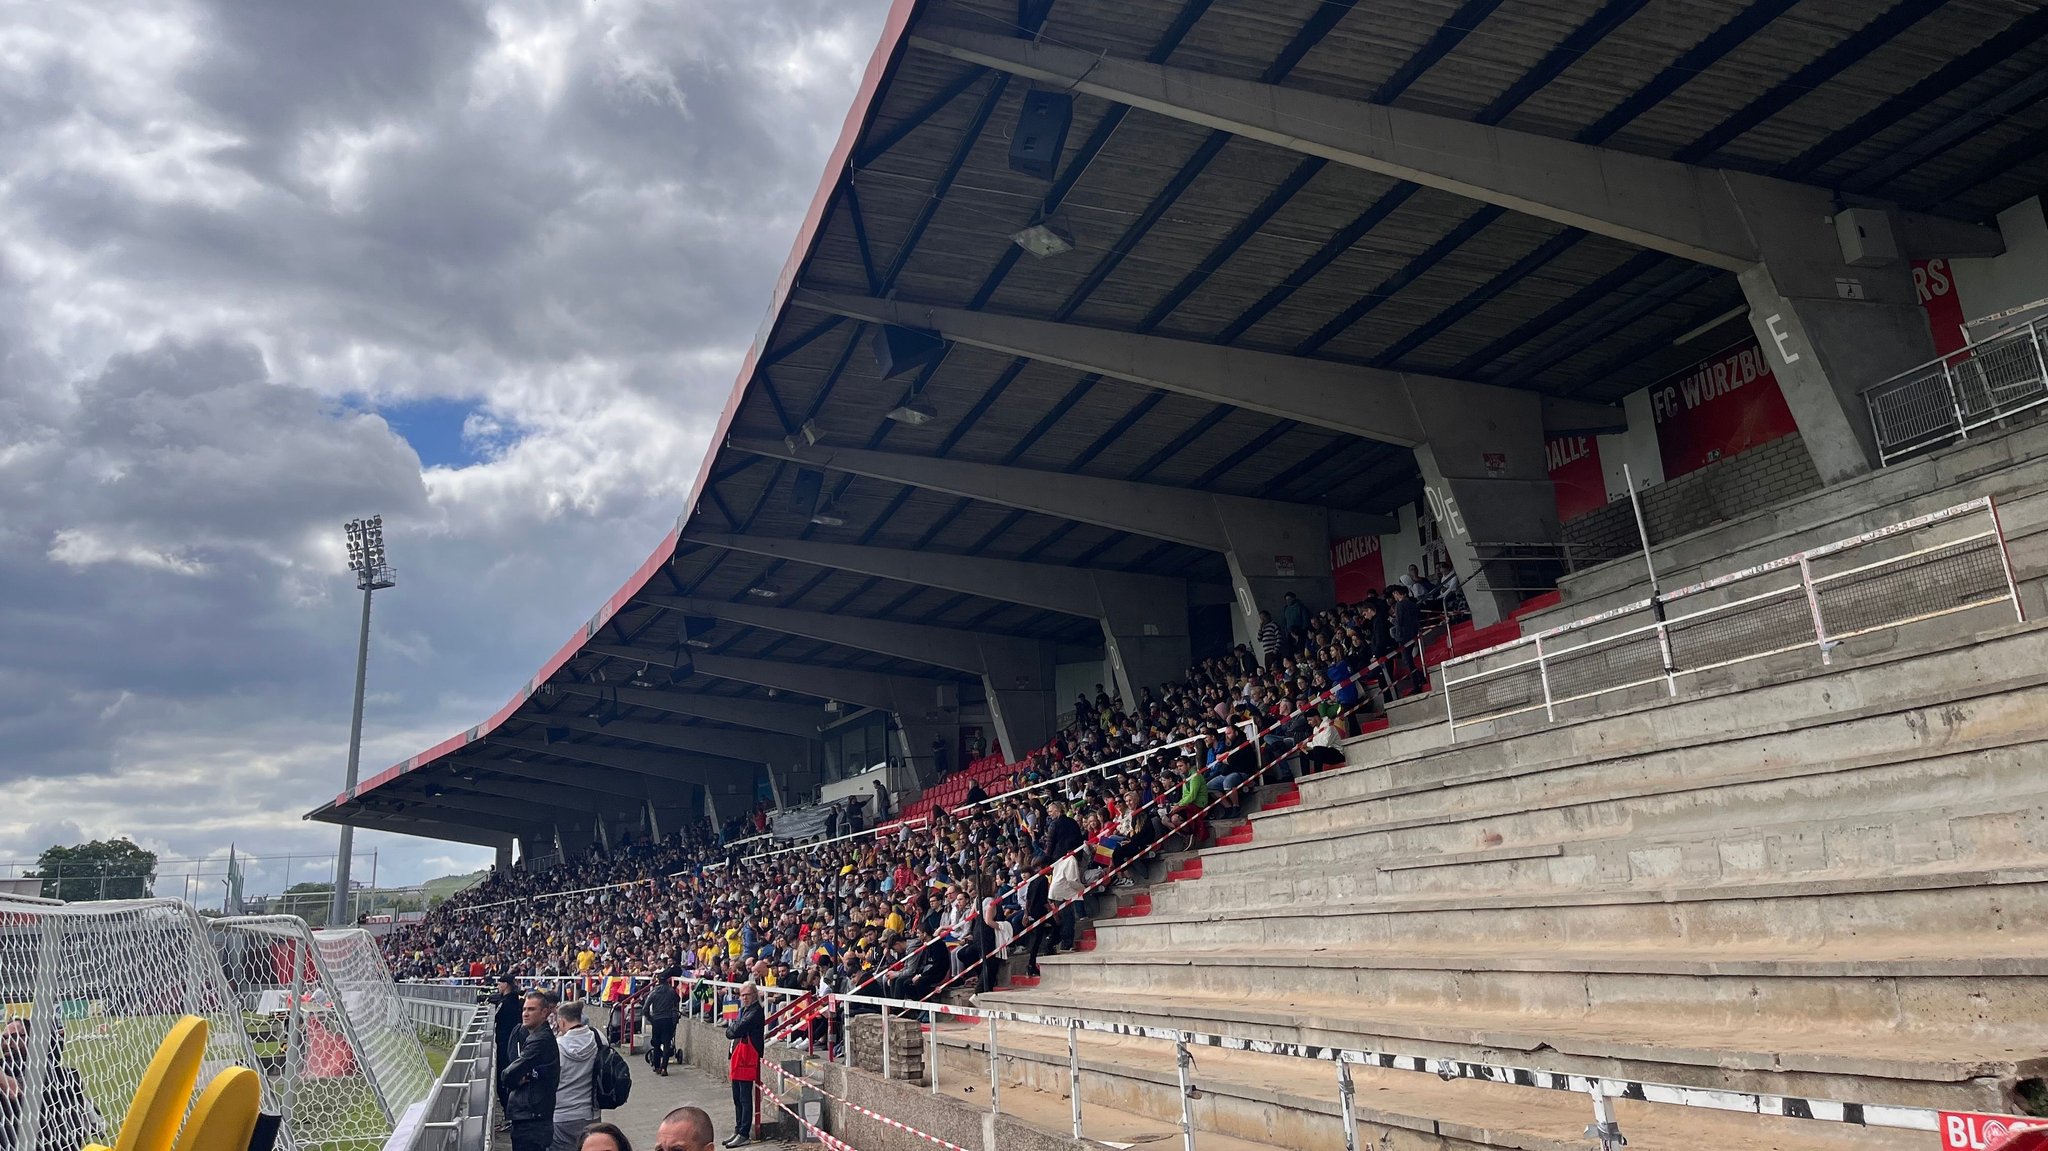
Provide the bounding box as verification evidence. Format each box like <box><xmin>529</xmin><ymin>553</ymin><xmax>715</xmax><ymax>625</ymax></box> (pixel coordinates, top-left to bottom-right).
<box><xmin>1440</xmin><ymin>497</ymin><xmax>2024</xmax><ymax>736</ymax></box>
<box><xmin>1863</xmin><ymin>319</ymin><xmax>2048</xmax><ymax>464</ymax></box>
<box><xmin>391</xmin><ymin>1001</ymin><xmax>494</xmax><ymax>1151</ymax></box>
<box><xmin>699</xmin><ymin>977</ymin><xmax>1943</xmax><ymax>1151</ymax></box>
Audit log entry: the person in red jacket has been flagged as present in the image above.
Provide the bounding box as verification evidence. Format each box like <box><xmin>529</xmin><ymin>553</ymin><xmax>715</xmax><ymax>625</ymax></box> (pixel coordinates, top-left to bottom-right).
<box><xmin>721</xmin><ymin>983</ymin><xmax>765</xmax><ymax>1147</ymax></box>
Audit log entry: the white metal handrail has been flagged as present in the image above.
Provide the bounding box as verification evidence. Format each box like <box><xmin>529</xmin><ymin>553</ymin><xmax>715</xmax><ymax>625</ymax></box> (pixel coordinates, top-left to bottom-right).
<box><xmin>1863</xmin><ymin>319</ymin><xmax>2048</xmax><ymax>464</ymax></box>
<box><xmin>683</xmin><ymin>975</ymin><xmax>1943</xmax><ymax>1150</ymax></box>
<box><xmin>1440</xmin><ymin>496</ymin><xmax>2024</xmax><ymax>735</ymax></box>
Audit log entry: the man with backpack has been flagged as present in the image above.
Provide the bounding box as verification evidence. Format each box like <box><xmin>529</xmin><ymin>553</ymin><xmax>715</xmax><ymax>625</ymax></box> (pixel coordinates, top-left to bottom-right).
<box><xmin>549</xmin><ymin>1001</ymin><xmax>633</xmax><ymax>1151</ymax></box>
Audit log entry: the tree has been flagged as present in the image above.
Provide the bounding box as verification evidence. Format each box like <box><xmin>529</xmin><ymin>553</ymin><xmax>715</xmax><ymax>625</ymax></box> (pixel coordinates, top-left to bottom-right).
<box><xmin>34</xmin><ymin>839</ymin><xmax>158</xmax><ymax>901</ymax></box>
<box><xmin>278</xmin><ymin>882</ymin><xmax>335</xmax><ymax>927</ymax></box>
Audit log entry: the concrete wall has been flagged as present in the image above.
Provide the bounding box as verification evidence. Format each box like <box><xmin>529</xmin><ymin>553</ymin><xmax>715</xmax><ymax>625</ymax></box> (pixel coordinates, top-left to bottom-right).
<box><xmin>1562</xmin><ymin>433</ymin><xmax>1822</xmax><ymax>558</ymax></box>
<box><xmin>1950</xmin><ymin>196</ymin><xmax>2048</xmax><ymax>329</ymax></box>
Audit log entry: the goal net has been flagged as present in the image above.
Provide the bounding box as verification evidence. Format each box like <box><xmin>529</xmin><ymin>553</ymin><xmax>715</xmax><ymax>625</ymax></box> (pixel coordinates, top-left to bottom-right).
<box><xmin>312</xmin><ymin>928</ymin><xmax>435</xmax><ymax>1115</ymax></box>
<box><xmin>212</xmin><ymin>916</ymin><xmax>434</xmax><ymax>1151</ymax></box>
<box><xmin>0</xmin><ymin>896</ymin><xmax>275</xmax><ymax>1151</ymax></box>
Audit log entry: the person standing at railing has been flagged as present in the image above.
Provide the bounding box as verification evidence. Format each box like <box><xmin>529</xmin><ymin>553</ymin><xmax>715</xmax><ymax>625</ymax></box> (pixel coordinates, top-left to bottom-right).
<box><xmin>550</xmin><ymin>1001</ymin><xmax>601</xmax><ymax>1151</ymax></box>
<box><xmin>721</xmin><ymin>983</ymin><xmax>764</xmax><ymax>1147</ymax></box>
<box><xmin>490</xmin><ymin>975</ymin><xmax>524</xmax><ymax>1110</ymax></box>
<box><xmin>501</xmin><ymin>991</ymin><xmax>561</xmax><ymax>1151</ymax></box>
<box><xmin>644</xmin><ymin>972</ymin><xmax>680</xmax><ymax>1077</ymax></box>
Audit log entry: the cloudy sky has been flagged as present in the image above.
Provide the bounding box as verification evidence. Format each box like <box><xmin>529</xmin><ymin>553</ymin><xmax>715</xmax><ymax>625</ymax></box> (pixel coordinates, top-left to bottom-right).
<box><xmin>0</xmin><ymin>0</ymin><xmax>892</xmax><ymax>898</ymax></box>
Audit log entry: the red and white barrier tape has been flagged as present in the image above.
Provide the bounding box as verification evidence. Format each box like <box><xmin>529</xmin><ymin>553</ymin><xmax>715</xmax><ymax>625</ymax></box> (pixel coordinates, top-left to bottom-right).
<box><xmin>766</xmin><ymin>1063</ymin><xmax>973</xmax><ymax>1151</ymax></box>
<box><xmin>756</xmin><ymin>1075</ymin><xmax>861</xmax><ymax>1151</ymax></box>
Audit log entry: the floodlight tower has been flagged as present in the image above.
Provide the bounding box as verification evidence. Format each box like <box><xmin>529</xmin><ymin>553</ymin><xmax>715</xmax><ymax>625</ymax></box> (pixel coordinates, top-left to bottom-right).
<box><xmin>333</xmin><ymin>516</ymin><xmax>396</xmax><ymax>926</ymax></box>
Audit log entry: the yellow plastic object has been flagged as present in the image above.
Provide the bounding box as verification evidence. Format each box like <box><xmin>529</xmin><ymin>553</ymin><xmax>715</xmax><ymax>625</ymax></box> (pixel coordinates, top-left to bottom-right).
<box><xmin>114</xmin><ymin>1017</ymin><xmax>210</xmax><ymax>1151</ymax></box>
<box><xmin>170</xmin><ymin>1067</ymin><xmax>261</xmax><ymax>1151</ymax></box>
<box><xmin>85</xmin><ymin>1017</ymin><xmax>264</xmax><ymax>1151</ymax></box>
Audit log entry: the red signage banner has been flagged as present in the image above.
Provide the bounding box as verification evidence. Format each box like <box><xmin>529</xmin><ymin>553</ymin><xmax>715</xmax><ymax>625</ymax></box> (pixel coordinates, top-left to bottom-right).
<box><xmin>1648</xmin><ymin>339</ymin><xmax>1800</xmax><ymax>479</ymax></box>
<box><xmin>1329</xmin><ymin>534</ymin><xmax>1386</xmax><ymax>604</ymax></box>
<box><xmin>1544</xmin><ymin>434</ymin><xmax>1607</xmax><ymax>522</ymax></box>
<box><xmin>1940</xmin><ymin>1111</ymin><xmax>2048</xmax><ymax>1151</ymax></box>
<box><xmin>1915</xmin><ymin>257</ymin><xmax>1970</xmax><ymax>357</ymax></box>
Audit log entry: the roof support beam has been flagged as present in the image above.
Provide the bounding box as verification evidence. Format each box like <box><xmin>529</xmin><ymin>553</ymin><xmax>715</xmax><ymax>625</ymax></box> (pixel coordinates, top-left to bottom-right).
<box><xmin>640</xmin><ymin>596</ymin><xmax>1056</xmax><ymax>762</ymax></box>
<box><xmin>726</xmin><ymin>439</ymin><xmax>1389</xmax><ymax>641</ymax></box>
<box><xmin>555</xmin><ymin>683</ymin><xmax>832</xmax><ymax>739</ymax></box>
<box><xmin>692</xmin><ymin>532</ymin><xmax>1191</xmax><ymax>708</ymax></box>
<box><xmin>465</xmin><ymin>754</ymin><xmax>694</xmax><ymax>803</ymax></box>
<box><xmin>911</xmin><ymin>24</ymin><xmax>2001</xmax><ymax>271</ymax></box>
<box><xmin>308</xmin><ymin>808</ymin><xmax>522</xmax><ymax>848</ymax></box>
<box><xmin>729</xmin><ymin>439</ymin><xmax>1393</xmax><ymax>550</ymax></box>
<box><xmin>795</xmin><ymin>289</ymin><xmax>1625</xmax><ymax>442</ymax></box>
<box><xmin>688</xmin><ymin>653</ymin><xmax>965</xmax><ymax>785</ymax></box>
<box><xmin>911</xmin><ymin>23</ymin><xmax>2011</xmax><ymax>483</ymax></box>
<box><xmin>690</xmin><ymin>654</ymin><xmax>954</xmax><ymax>716</ymax></box>
<box><xmin>487</xmin><ymin>735</ymin><xmax>757</xmax><ymax>786</ymax></box>
<box><xmin>546</xmin><ymin>714</ymin><xmax>811</xmax><ymax>770</ymax></box>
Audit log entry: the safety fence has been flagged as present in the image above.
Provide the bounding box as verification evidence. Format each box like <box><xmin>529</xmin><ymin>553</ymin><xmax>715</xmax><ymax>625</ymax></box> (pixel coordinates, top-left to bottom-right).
<box><xmin>387</xmin><ymin>1000</ymin><xmax>494</xmax><ymax>1151</ymax></box>
<box><xmin>1864</xmin><ymin>318</ymin><xmax>2048</xmax><ymax>464</ymax></box>
<box><xmin>1439</xmin><ymin>496</ymin><xmax>2023</xmax><ymax>735</ymax></box>
<box><xmin>700</xmin><ymin>978</ymin><xmax>1943</xmax><ymax>1151</ymax></box>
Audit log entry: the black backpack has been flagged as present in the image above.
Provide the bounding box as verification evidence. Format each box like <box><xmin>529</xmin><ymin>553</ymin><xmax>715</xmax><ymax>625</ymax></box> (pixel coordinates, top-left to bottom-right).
<box><xmin>593</xmin><ymin>1036</ymin><xmax>633</xmax><ymax>1110</ymax></box>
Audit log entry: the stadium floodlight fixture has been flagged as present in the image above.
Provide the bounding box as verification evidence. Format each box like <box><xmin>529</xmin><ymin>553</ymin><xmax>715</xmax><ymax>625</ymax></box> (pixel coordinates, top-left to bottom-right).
<box><xmin>809</xmin><ymin>497</ymin><xmax>847</xmax><ymax>527</ymax></box>
<box><xmin>1011</xmin><ymin>219</ymin><xmax>1073</xmax><ymax>258</ymax></box>
<box><xmin>746</xmin><ymin>583</ymin><xmax>782</xmax><ymax>598</ymax></box>
<box><xmin>344</xmin><ymin>516</ymin><xmax>396</xmax><ymax>591</ymax></box>
<box><xmin>885</xmin><ymin>394</ymin><xmax>938</xmax><ymax>426</ymax></box>
<box><xmin>334</xmin><ymin>513</ymin><xmax>394</xmax><ymax>927</ymax></box>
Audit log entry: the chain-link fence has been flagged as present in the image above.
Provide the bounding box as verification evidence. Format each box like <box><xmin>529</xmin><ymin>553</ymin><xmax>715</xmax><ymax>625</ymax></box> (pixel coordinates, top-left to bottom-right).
<box><xmin>1441</xmin><ymin>497</ymin><xmax>2024</xmax><ymax>734</ymax></box>
<box><xmin>0</xmin><ymin>896</ymin><xmax>274</xmax><ymax>1151</ymax></box>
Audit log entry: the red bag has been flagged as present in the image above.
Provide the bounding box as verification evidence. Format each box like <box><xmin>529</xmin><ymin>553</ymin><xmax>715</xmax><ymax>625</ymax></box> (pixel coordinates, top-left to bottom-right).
<box><xmin>729</xmin><ymin>1038</ymin><xmax>760</xmax><ymax>1082</ymax></box>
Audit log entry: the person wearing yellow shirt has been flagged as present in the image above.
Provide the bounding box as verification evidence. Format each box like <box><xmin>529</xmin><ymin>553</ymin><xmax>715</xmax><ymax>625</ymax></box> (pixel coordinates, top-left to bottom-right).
<box><xmin>884</xmin><ymin>909</ymin><xmax>904</xmax><ymax>935</ymax></box>
<box><xmin>575</xmin><ymin>948</ymin><xmax>596</xmax><ymax>974</ymax></box>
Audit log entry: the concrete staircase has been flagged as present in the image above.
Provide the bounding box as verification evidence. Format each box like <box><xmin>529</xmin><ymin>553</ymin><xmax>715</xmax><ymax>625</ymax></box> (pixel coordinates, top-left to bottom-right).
<box><xmin>962</xmin><ymin>430</ymin><xmax>2048</xmax><ymax>1147</ymax></box>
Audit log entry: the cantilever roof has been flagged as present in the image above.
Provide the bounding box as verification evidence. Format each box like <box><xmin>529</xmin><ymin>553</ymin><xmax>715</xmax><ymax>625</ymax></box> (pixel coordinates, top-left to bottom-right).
<box><xmin>311</xmin><ymin>0</ymin><xmax>2048</xmax><ymax>842</ymax></box>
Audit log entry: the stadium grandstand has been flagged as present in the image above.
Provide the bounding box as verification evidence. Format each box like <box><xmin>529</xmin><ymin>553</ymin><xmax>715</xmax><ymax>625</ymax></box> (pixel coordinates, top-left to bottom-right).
<box><xmin>319</xmin><ymin>0</ymin><xmax>2048</xmax><ymax>1148</ymax></box>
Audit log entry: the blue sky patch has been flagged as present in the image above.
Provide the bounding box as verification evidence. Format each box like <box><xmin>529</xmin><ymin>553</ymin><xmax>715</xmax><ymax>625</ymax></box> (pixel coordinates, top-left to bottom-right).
<box><xmin>377</xmin><ymin>396</ymin><xmax>493</xmax><ymax>468</ymax></box>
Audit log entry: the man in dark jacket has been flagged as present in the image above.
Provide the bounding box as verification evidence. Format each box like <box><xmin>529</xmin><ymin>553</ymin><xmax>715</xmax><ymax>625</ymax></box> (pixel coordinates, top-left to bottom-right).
<box><xmin>500</xmin><ymin>992</ymin><xmax>560</xmax><ymax>1151</ymax></box>
<box><xmin>1039</xmin><ymin>800</ymin><xmax>1085</xmax><ymax>863</ymax></box>
<box><xmin>646</xmin><ymin>974</ymin><xmax>681</xmax><ymax>1076</ymax></box>
<box><xmin>1388</xmin><ymin>585</ymin><xmax>1424</xmax><ymax>695</ymax></box>
<box><xmin>722</xmin><ymin>984</ymin><xmax>766</xmax><ymax>1147</ymax></box>
<box><xmin>490</xmin><ymin>974</ymin><xmax>524</xmax><ymax>1106</ymax></box>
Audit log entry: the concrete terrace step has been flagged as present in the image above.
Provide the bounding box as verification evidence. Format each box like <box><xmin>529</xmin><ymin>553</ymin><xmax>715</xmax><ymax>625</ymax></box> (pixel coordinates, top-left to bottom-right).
<box><xmin>977</xmin><ymin>981</ymin><xmax>2041</xmax><ymax>1111</ymax></box>
<box><xmin>1294</xmin><ymin>619</ymin><xmax>2047</xmax><ymax>821</ymax></box>
<box><xmin>1085</xmin><ymin>865</ymin><xmax>2048</xmax><ymax>953</ymax></box>
<box><xmin>1153</xmin><ymin>740</ymin><xmax>2048</xmax><ymax>912</ymax></box>
<box><xmin>1027</xmin><ymin>942</ymin><xmax>2048</xmax><ymax>1040</ymax></box>
<box><xmin>936</xmin><ymin>1024</ymin><xmax>1927</xmax><ymax>1151</ymax></box>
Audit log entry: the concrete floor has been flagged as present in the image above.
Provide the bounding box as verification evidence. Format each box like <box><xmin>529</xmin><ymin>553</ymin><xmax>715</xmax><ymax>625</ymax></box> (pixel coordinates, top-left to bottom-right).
<box><xmin>607</xmin><ymin>1060</ymin><xmax>804</xmax><ymax>1150</ymax></box>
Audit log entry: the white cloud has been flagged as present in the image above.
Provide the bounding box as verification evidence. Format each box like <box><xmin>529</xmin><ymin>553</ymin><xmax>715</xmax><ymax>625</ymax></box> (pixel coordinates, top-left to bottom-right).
<box><xmin>49</xmin><ymin>528</ymin><xmax>210</xmax><ymax>576</ymax></box>
<box><xmin>0</xmin><ymin>0</ymin><xmax>893</xmax><ymax>887</ymax></box>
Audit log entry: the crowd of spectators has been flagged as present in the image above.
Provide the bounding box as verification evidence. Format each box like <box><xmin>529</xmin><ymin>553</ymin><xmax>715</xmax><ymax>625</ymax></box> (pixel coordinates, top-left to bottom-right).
<box><xmin>384</xmin><ymin>590</ymin><xmax>1457</xmax><ymax>1027</ymax></box>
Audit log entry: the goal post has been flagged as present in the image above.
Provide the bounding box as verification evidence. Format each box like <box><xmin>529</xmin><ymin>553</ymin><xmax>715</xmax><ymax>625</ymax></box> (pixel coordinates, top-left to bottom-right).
<box><xmin>0</xmin><ymin>896</ymin><xmax>274</xmax><ymax>1151</ymax></box>
<box><xmin>212</xmin><ymin>916</ymin><xmax>434</xmax><ymax>1151</ymax></box>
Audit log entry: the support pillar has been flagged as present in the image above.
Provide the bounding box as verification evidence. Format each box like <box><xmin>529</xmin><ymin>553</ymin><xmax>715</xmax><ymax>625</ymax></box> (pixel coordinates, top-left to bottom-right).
<box><xmin>981</xmin><ymin>646</ymin><xmax>1058</xmax><ymax>762</ymax></box>
<box><xmin>1739</xmin><ymin>255</ymin><xmax>1930</xmax><ymax>482</ymax></box>
<box><xmin>1092</xmin><ymin>577</ymin><xmax>1191</xmax><ymax>708</ymax></box>
<box><xmin>494</xmin><ymin>842</ymin><xmax>514</xmax><ymax>873</ymax></box>
<box><xmin>557</xmin><ymin>820</ymin><xmax>592</xmax><ymax>860</ymax></box>
<box><xmin>1409</xmin><ymin>386</ymin><xmax>1561</xmax><ymax>628</ymax></box>
<box><xmin>1213</xmin><ymin>502</ymin><xmax>1337</xmax><ymax>648</ymax></box>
